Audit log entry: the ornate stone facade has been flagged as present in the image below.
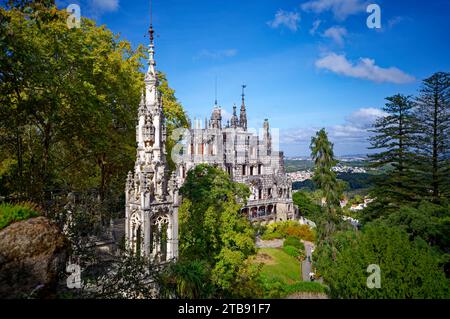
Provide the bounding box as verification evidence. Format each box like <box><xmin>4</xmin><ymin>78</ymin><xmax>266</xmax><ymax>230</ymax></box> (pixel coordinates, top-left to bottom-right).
<box><xmin>175</xmin><ymin>89</ymin><xmax>298</xmax><ymax>223</ymax></box>
<box><xmin>125</xmin><ymin>25</ymin><xmax>179</xmax><ymax>261</ymax></box>
<box><xmin>126</xmin><ymin>21</ymin><xmax>297</xmax><ymax>259</ymax></box>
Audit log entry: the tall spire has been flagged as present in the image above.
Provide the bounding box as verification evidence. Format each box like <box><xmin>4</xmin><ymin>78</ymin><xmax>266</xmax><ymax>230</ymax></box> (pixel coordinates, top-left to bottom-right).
<box><xmin>230</xmin><ymin>103</ymin><xmax>239</xmax><ymax>128</ymax></box>
<box><xmin>240</xmin><ymin>84</ymin><xmax>248</xmax><ymax>130</ymax></box>
<box><xmin>147</xmin><ymin>0</ymin><xmax>156</xmax><ymax>78</ymax></box>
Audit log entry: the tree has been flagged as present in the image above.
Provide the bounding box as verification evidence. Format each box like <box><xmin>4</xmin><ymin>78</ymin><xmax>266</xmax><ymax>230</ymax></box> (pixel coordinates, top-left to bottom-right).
<box><xmin>3</xmin><ymin>0</ymin><xmax>55</xmax><ymax>11</ymax></box>
<box><xmin>292</xmin><ymin>191</ymin><xmax>321</xmax><ymax>220</ymax></box>
<box><xmin>414</xmin><ymin>72</ymin><xmax>450</xmax><ymax>203</ymax></box>
<box><xmin>74</xmin><ymin>251</ymin><xmax>167</xmax><ymax>299</ymax></box>
<box><xmin>315</xmin><ymin>223</ymin><xmax>450</xmax><ymax>299</ymax></box>
<box><xmin>376</xmin><ymin>202</ymin><xmax>450</xmax><ymax>251</ymax></box>
<box><xmin>310</xmin><ymin>129</ymin><xmax>343</xmax><ymax>216</ymax></box>
<box><xmin>368</xmin><ymin>94</ymin><xmax>418</xmax><ymax>211</ymax></box>
<box><xmin>0</xmin><ymin>6</ymin><xmax>144</xmax><ymax>206</ymax></box>
<box><xmin>177</xmin><ymin>164</ymin><xmax>258</xmax><ymax>297</ymax></box>
<box><xmin>161</xmin><ymin>259</ymin><xmax>213</xmax><ymax>299</ymax></box>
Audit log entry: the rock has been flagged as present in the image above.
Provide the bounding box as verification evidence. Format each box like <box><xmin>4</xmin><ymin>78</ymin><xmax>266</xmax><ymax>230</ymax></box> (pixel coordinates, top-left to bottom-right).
<box><xmin>0</xmin><ymin>216</ymin><xmax>68</xmax><ymax>299</ymax></box>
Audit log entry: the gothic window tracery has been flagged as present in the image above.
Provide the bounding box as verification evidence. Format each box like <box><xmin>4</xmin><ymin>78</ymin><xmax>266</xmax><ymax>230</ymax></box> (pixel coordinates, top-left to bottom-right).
<box><xmin>130</xmin><ymin>211</ymin><xmax>143</xmax><ymax>254</ymax></box>
<box><xmin>150</xmin><ymin>214</ymin><xmax>169</xmax><ymax>262</ymax></box>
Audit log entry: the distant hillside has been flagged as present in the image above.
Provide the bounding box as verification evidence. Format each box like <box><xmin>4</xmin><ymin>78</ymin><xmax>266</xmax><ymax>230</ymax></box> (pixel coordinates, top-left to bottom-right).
<box><xmin>292</xmin><ymin>172</ymin><xmax>376</xmax><ymax>191</ymax></box>
<box><xmin>285</xmin><ymin>158</ymin><xmax>370</xmax><ymax>173</ymax></box>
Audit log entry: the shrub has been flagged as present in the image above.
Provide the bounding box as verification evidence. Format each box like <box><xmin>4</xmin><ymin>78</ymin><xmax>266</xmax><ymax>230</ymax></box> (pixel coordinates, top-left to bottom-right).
<box><xmin>262</xmin><ymin>221</ymin><xmax>316</xmax><ymax>242</ymax></box>
<box><xmin>0</xmin><ymin>202</ymin><xmax>40</xmax><ymax>230</ymax></box>
<box><xmin>259</xmin><ymin>275</ymin><xmax>285</xmax><ymax>299</ymax></box>
<box><xmin>285</xmin><ymin>224</ymin><xmax>316</xmax><ymax>242</ymax></box>
<box><xmin>284</xmin><ymin>281</ymin><xmax>329</xmax><ymax>295</ymax></box>
<box><xmin>261</xmin><ymin>231</ymin><xmax>283</xmax><ymax>240</ymax></box>
<box><xmin>283</xmin><ymin>236</ymin><xmax>305</xmax><ymax>250</ymax></box>
<box><xmin>283</xmin><ymin>245</ymin><xmax>301</xmax><ymax>258</ymax></box>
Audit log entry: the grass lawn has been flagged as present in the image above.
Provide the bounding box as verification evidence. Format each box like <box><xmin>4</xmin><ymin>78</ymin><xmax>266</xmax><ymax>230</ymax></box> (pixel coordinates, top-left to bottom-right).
<box><xmin>257</xmin><ymin>248</ymin><xmax>301</xmax><ymax>284</ymax></box>
<box><xmin>256</xmin><ymin>247</ymin><xmax>328</xmax><ymax>298</ymax></box>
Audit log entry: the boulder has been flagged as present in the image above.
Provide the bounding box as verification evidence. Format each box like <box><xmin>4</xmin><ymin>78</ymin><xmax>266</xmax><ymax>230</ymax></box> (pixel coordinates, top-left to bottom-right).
<box><xmin>0</xmin><ymin>216</ymin><xmax>68</xmax><ymax>299</ymax></box>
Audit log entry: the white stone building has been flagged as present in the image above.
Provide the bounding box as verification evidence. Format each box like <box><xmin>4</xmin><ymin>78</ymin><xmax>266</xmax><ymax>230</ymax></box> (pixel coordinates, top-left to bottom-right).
<box><xmin>126</xmin><ymin>22</ymin><xmax>297</xmax><ymax>259</ymax></box>
<box><xmin>125</xmin><ymin>25</ymin><xmax>179</xmax><ymax>262</ymax></box>
<box><xmin>175</xmin><ymin>94</ymin><xmax>297</xmax><ymax>223</ymax></box>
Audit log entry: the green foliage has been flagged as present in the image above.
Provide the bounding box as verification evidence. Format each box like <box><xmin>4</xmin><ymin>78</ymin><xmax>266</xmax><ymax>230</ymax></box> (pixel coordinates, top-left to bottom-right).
<box><xmin>292</xmin><ymin>191</ymin><xmax>322</xmax><ymax>220</ymax></box>
<box><xmin>258</xmin><ymin>248</ymin><xmax>301</xmax><ymax>285</ymax></box>
<box><xmin>310</xmin><ymin>128</ymin><xmax>342</xmax><ymax>214</ymax></box>
<box><xmin>283</xmin><ymin>236</ymin><xmax>305</xmax><ymax>250</ymax></box>
<box><xmin>162</xmin><ymin>259</ymin><xmax>213</xmax><ymax>299</ymax></box>
<box><xmin>260</xmin><ymin>231</ymin><xmax>283</xmax><ymax>240</ymax></box>
<box><xmin>370</xmin><ymin>201</ymin><xmax>450</xmax><ymax>253</ymax></box>
<box><xmin>79</xmin><ymin>251</ymin><xmax>164</xmax><ymax>299</ymax></box>
<box><xmin>0</xmin><ymin>7</ymin><xmax>152</xmax><ymax>209</ymax></box>
<box><xmin>315</xmin><ymin>223</ymin><xmax>450</xmax><ymax>298</ymax></box>
<box><xmin>261</xmin><ymin>220</ymin><xmax>316</xmax><ymax>242</ymax></box>
<box><xmin>0</xmin><ymin>202</ymin><xmax>40</xmax><ymax>229</ymax></box>
<box><xmin>414</xmin><ymin>72</ymin><xmax>450</xmax><ymax>203</ymax></box>
<box><xmin>283</xmin><ymin>245</ymin><xmax>302</xmax><ymax>258</ymax></box>
<box><xmin>178</xmin><ymin>164</ymin><xmax>257</xmax><ymax>298</ymax></box>
<box><xmin>368</xmin><ymin>94</ymin><xmax>419</xmax><ymax>212</ymax></box>
<box><xmin>283</xmin><ymin>281</ymin><xmax>329</xmax><ymax>295</ymax></box>
<box><xmin>257</xmin><ymin>248</ymin><xmax>327</xmax><ymax>298</ymax></box>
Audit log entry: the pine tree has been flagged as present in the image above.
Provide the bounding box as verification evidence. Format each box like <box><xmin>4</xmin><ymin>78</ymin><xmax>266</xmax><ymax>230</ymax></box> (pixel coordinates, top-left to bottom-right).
<box><xmin>414</xmin><ymin>72</ymin><xmax>450</xmax><ymax>203</ymax></box>
<box><xmin>369</xmin><ymin>94</ymin><xmax>417</xmax><ymax>208</ymax></box>
<box><xmin>310</xmin><ymin>129</ymin><xmax>342</xmax><ymax>214</ymax></box>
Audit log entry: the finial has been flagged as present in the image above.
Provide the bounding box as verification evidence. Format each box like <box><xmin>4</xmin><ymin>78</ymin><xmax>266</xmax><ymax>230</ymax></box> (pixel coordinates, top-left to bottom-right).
<box><xmin>214</xmin><ymin>76</ymin><xmax>218</xmax><ymax>106</ymax></box>
<box><xmin>149</xmin><ymin>0</ymin><xmax>154</xmax><ymax>44</ymax></box>
<box><xmin>242</xmin><ymin>84</ymin><xmax>247</xmax><ymax>101</ymax></box>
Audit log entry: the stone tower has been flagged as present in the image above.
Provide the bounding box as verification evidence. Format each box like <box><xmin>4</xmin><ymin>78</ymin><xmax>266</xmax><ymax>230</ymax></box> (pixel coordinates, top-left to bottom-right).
<box><xmin>239</xmin><ymin>85</ymin><xmax>248</xmax><ymax>131</ymax></box>
<box><xmin>125</xmin><ymin>21</ymin><xmax>179</xmax><ymax>261</ymax></box>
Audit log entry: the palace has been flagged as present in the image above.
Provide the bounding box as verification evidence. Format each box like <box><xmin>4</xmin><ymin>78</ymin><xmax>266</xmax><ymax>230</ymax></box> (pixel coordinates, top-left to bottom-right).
<box><xmin>176</xmin><ymin>94</ymin><xmax>297</xmax><ymax>223</ymax></box>
<box><xmin>125</xmin><ymin>21</ymin><xmax>297</xmax><ymax>261</ymax></box>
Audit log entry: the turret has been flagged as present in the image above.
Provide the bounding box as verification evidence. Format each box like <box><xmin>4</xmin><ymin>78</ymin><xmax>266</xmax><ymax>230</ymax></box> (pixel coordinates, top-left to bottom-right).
<box><xmin>210</xmin><ymin>106</ymin><xmax>222</xmax><ymax>129</ymax></box>
<box><xmin>230</xmin><ymin>104</ymin><xmax>239</xmax><ymax>128</ymax></box>
<box><xmin>240</xmin><ymin>84</ymin><xmax>248</xmax><ymax>130</ymax></box>
<box><xmin>263</xmin><ymin>118</ymin><xmax>271</xmax><ymax>155</ymax></box>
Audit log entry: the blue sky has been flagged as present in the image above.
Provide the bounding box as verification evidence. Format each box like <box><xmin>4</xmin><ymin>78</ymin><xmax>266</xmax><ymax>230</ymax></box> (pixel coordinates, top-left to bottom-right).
<box><xmin>56</xmin><ymin>0</ymin><xmax>450</xmax><ymax>156</ymax></box>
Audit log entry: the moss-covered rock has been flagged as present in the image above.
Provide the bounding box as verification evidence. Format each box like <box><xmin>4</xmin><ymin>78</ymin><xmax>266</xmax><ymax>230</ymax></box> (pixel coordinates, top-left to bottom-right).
<box><xmin>0</xmin><ymin>217</ymin><xmax>68</xmax><ymax>298</ymax></box>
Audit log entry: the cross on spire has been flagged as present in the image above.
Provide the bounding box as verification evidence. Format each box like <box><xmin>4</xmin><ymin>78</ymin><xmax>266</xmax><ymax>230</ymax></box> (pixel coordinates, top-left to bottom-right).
<box><xmin>149</xmin><ymin>0</ymin><xmax>154</xmax><ymax>44</ymax></box>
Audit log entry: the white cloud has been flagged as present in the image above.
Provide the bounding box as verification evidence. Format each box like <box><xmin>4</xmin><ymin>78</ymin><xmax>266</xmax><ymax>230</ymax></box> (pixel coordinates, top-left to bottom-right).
<box><xmin>220</xmin><ymin>108</ymin><xmax>233</xmax><ymax>122</ymax></box>
<box><xmin>346</xmin><ymin>107</ymin><xmax>388</xmax><ymax>128</ymax></box>
<box><xmin>322</xmin><ymin>26</ymin><xmax>347</xmax><ymax>45</ymax></box>
<box><xmin>309</xmin><ymin>19</ymin><xmax>321</xmax><ymax>35</ymax></box>
<box><xmin>281</xmin><ymin>107</ymin><xmax>387</xmax><ymax>148</ymax></box>
<box><xmin>90</xmin><ymin>0</ymin><xmax>119</xmax><ymax>12</ymax></box>
<box><xmin>267</xmin><ymin>9</ymin><xmax>301</xmax><ymax>32</ymax></box>
<box><xmin>282</xmin><ymin>125</ymin><xmax>367</xmax><ymax>144</ymax></box>
<box><xmin>315</xmin><ymin>53</ymin><xmax>416</xmax><ymax>84</ymax></box>
<box><xmin>301</xmin><ymin>0</ymin><xmax>366</xmax><ymax>20</ymax></box>
<box><xmin>195</xmin><ymin>49</ymin><xmax>238</xmax><ymax>60</ymax></box>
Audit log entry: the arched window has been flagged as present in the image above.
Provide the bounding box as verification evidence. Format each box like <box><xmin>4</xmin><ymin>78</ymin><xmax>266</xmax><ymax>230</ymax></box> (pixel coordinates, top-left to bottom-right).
<box><xmin>151</xmin><ymin>214</ymin><xmax>169</xmax><ymax>262</ymax></box>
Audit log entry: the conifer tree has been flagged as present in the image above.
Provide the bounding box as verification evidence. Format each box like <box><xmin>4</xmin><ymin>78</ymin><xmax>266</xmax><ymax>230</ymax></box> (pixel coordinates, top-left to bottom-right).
<box><xmin>369</xmin><ymin>94</ymin><xmax>417</xmax><ymax>209</ymax></box>
<box><xmin>414</xmin><ymin>72</ymin><xmax>450</xmax><ymax>203</ymax></box>
<box><xmin>310</xmin><ymin>129</ymin><xmax>342</xmax><ymax>215</ymax></box>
